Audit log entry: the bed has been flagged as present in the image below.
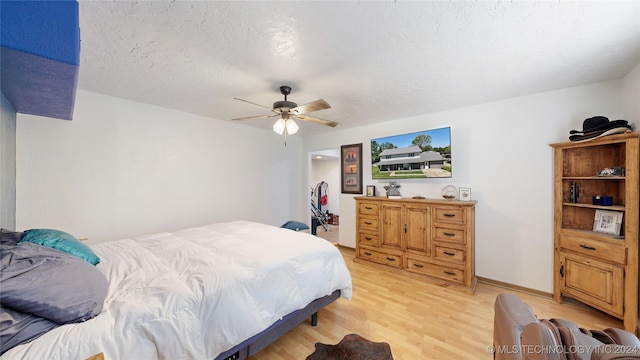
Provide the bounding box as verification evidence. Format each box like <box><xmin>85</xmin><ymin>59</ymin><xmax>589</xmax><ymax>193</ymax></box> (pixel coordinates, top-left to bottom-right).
<box><xmin>0</xmin><ymin>221</ymin><xmax>353</xmax><ymax>359</ymax></box>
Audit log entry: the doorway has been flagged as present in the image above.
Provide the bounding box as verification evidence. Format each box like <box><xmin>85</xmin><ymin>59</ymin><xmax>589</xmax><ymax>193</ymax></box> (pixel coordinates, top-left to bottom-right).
<box><xmin>310</xmin><ymin>148</ymin><xmax>340</xmax><ymax>244</ymax></box>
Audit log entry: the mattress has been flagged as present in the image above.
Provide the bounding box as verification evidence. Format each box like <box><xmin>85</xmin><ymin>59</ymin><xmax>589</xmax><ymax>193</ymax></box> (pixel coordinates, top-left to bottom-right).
<box><xmin>1</xmin><ymin>221</ymin><xmax>352</xmax><ymax>359</ymax></box>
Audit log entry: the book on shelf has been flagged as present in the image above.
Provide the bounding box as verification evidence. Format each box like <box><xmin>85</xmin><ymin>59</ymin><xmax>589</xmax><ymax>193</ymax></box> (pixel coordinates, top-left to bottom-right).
<box><xmin>387</xmin><ymin>195</ymin><xmax>402</xmax><ymax>199</ymax></box>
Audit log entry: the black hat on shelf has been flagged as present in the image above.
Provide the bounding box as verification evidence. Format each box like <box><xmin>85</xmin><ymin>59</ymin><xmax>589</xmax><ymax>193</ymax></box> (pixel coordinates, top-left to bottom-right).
<box><xmin>569</xmin><ymin>116</ymin><xmax>631</xmax><ymax>142</ymax></box>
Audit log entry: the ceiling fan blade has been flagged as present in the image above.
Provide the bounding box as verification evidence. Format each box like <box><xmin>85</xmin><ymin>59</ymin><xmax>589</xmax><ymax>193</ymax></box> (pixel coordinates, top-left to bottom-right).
<box><xmin>231</xmin><ymin>114</ymin><xmax>278</xmax><ymax>121</ymax></box>
<box><xmin>293</xmin><ymin>114</ymin><xmax>339</xmax><ymax>127</ymax></box>
<box><xmin>233</xmin><ymin>97</ymin><xmax>273</xmax><ymax>111</ymax></box>
<box><xmin>291</xmin><ymin>99</ymin><xmax>330</xmax><ymax>115</ymax></box>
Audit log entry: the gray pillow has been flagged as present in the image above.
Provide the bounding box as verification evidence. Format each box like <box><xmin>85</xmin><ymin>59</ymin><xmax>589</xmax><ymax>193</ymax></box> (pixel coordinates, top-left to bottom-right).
<box><xmin>0</xmin><ymin>242</ymin><xmax>108</xmax><ymax>324</ymax></box>
<box><xmin>0</xmin><ymin>229</ymin><xmax>23</xmax><ymax>246</ymax></box>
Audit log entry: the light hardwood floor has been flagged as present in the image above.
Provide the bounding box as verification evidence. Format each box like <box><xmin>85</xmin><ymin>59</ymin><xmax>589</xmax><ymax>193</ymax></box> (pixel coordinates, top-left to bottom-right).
<box><xmin>250</xmin><ymin>228</ymin><xmax>623</xmax><ymax>359</ymax></box>
<box><xmin>314</xmin><ymin>224</ymin><xmax>339</xmax><ymax>244</ymax></box>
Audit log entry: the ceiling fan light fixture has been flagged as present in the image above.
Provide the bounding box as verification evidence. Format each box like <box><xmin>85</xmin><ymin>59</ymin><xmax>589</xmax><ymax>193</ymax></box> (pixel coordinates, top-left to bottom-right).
<box><xmin>285</xmin><ymin>118</ymin><xmax>299</xmax><ymax>135</ymax></box>
<box><xmin>273</xmin><ymin>118</ymin><xmax>286</xmax><ymax>134</ymax></box>
<box><xmin>233</xmin><ymin>85</ymin><xmax>338</xmax><ymax>140</ymax></box>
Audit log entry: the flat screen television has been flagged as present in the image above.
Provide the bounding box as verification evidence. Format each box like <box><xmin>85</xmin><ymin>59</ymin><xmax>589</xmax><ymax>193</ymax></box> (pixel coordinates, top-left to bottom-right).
<box><xmin>371</xmin><ymin>127</ymin><xmax>451</xmax><ymax>179</ymax></box>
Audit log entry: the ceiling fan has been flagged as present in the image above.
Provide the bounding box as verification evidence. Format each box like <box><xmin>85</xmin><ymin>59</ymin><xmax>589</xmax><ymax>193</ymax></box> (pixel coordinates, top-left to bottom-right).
<box><xmin>232</xmin><ymin>86</ymin><xmax>338</xmax><ymax>136</ymax></box>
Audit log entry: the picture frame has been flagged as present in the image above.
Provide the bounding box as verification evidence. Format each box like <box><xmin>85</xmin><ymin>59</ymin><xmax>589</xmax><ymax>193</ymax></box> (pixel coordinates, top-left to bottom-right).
<box><xmin>459</xmin><ymin>187</ymin><xmax>471</xmax><ymax>201</ymax></box>
<box><xmin>366</xmin><ymin>185</ymin><xmax>376</xmax><ymax>197</ymax></box>
<box><xmin>341</xmin><ymin>143</ymin><xmax>363</xmax><ymax>194</ymax></box>
<box><xmin>593</xmin><ymin>209</ymin><xmax>623</xmax><ymax>235</ymax></box>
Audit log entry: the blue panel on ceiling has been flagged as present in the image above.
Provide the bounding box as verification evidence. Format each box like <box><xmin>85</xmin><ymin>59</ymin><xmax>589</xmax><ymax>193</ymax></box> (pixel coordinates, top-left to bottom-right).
<box><xmin>1</xmin><ymin>47</ymin><xmax>78</xmax><ymax>120</ymax></box>
<box><xmin>0</xmin><ymin>0</ymin><xmax>80</xmax><ymax>120</ymax></box>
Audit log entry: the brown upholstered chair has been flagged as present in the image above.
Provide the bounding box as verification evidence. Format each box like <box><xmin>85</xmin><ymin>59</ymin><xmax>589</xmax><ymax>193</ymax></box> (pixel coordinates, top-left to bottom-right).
<box><xmin>493</xmin><ymin>293</ymin><xmax>640</xmax><ymax>360</ymax></box>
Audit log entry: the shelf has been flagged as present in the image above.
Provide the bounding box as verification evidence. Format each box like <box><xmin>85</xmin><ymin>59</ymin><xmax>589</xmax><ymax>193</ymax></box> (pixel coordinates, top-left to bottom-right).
<box><xmin>560</xmin><ymin>228</ymin><xmax>626</xmax><ymax>242</ymax></box>
<box><xmin>562</xmin><ymin>176</ymin><xmax>625</xmax><ymax>180</ymax></box>
<box><xmin>562</xmin><ymin>203</ymin><xmax>625</xmax><ymax>212</ymax></box>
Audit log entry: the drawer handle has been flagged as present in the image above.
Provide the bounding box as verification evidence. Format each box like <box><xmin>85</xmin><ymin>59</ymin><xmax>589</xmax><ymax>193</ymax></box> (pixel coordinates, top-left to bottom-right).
<box><xmin>580</xmin><ymin>244</ymin><xmax>596</xmax><ymax>251</ymax></box>
<box><xmin>365</xmin><ymin>206</ymin><xmax>373</xmax><ymax>210</ymax></box>
<box><xmin>364</xmin><ymin>252</ymin><xmax>372</xmax><ymax>256</ymax></box>
<box><xmin>364</xmin><ymin>221</ymin><xmax>372</xmax><ymax>225</ymax></box>
<box><xmin>413</xmin><ymin>263</ymin><xmax>424</xmax><ymax>268</ymax></box>
<box><xmin>443</xmin><ymin>232</ymin><xmax>455</xmax><ymax>237</ymax></box>
<box><xmin>444</xmin><ymin>271</ymin><xmax>456</xmax><ymax>276</ymax></box>
<box><xmin>386</xmin><ymin>257</ymin><xmax>396</xmax><ymax>261</ymax></box>
<box><xmin>443</xmin><ymin>251</ymin><xmax>455</xmax><ymax>256</ymax></box>
<box><xmin>364</xmin><ymin>236</ymin><xmax>373</xmax><ymax>240</ymax></box>
<box><xmin>444</xmin><ymin>213</ymin><xmax>456</xmax><ymax>217</ymax></box>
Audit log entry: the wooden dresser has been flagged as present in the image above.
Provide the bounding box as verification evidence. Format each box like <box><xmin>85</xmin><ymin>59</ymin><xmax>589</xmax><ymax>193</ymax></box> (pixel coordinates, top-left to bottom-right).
<box><xmin>354</xmin><ymin>196</ymin><xmax>477</xmax><ymax>293</ymax></box>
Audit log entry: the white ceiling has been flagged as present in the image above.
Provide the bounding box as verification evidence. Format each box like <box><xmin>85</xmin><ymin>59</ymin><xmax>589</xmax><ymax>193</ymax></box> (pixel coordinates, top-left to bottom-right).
<box><xmin>76</xmin><ymin>1</ymin><xmax>640</xmax><ymax>136</ymax></box>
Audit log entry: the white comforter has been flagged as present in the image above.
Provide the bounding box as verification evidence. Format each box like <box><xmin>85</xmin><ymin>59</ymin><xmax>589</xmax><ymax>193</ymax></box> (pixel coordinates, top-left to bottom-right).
<box><xmin>2</xmin><ymin>221</ymin><xmax>352</xmax><ymax>360</ymax></box>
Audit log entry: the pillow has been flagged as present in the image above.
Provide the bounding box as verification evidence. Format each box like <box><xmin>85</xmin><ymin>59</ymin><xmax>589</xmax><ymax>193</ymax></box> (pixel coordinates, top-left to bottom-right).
<box><xmin>281</xmin><ymin>220</ymin><xmax>310</xmax><ymax>231</ymax></box>
<box><xmin>20</xmin><ymin>229</ymin><xmax>100</xmax><ymax>265</ymax></box>
<box><xmin>0</xmin><ymin>242</ymin><xmax>108</xmax><ymax>324</ymax></box>
<box><xmin>0</xmin><ymin>229</ymin><xmax>23</xmax><ymax>246</ymax></box>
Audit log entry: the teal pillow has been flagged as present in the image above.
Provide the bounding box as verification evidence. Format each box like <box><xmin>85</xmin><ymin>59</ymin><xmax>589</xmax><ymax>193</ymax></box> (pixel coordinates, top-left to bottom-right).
<box><xmin>20</xmin><ymin>229</ymin><xmax>100</xmax><ymax>265</ymax></box>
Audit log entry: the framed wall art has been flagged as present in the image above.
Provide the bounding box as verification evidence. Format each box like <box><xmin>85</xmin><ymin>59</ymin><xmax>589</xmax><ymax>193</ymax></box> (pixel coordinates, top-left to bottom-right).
<box><xmin>341</xmin><ymin>143</ymin><xmax>363</xmax><ymax>194</ymax></box>
<box><xmin>459</xmin><ymin>187</ymin><xmax>471</xmax><ymax>201</ymax></box>
<box><xmin>593</xmin><ymin>209</ymin><xmax>623</xmax><ymax>235</ymax></box>
<box><xmin>371</xmin><ymin>127</ymin><xmax>451</xmax><ymax>179</ymax></box>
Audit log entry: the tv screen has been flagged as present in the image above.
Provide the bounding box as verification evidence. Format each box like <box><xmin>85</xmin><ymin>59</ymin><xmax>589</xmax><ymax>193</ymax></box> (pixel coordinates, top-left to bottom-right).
<box><xmin>371</xmin><ymin>127</ymin><xmax>452</xmax><ymax>179</ymax></box>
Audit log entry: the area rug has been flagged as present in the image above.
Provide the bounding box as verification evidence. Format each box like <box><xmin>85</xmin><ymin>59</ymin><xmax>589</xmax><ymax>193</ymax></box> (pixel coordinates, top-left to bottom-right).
<box><xmin>306</xmin><ymin>333</ymin><xmax>394</xmax><ymax>360</ymax></box>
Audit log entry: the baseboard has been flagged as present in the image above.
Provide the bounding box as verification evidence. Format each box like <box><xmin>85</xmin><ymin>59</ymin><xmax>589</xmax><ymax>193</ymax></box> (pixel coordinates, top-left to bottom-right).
<box><xmin>477</xmin><ymin>276</ymin><xmax>553</xmax><ymax>299</ymax></box>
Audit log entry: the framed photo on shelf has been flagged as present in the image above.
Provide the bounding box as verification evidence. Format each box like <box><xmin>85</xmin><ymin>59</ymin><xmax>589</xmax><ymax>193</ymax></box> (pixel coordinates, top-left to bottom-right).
<box><xmin>593</xmin><ymin>209</ymin><xmax>623</xmax><ymax>235</ymax></box>
<box><xmin>366</xmin><ymin>185</ymin><xmax>376</xmax><ymax>197</ymax></box>
<box><xmin>341</xmin><ymin>143</ymin><xmax>363</xmax><ymax>194</ymax></box>
<box><xmin>459</xmin><ymin>187</ymin><xmax>471</xmax><ymax>201</ymax></box>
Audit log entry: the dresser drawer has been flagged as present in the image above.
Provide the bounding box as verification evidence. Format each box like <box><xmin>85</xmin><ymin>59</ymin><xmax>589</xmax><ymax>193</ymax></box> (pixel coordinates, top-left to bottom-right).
<box><xmin>433</xmin><ymin>243</ymin><xmax>466</xmax><ymax>264</ymax></box>
<box><xmin>358</xmin><ymin>216</ymin><xmax>379</xmax><ymax>232</ymax></box>
<box><xmin>358</xmin><ymin>232</ymin><xmax>379</xmax><ymax>247</ymax></box>
<box><xmin>406</xmin><ymin>258</ymin><xmax>465</xmax><ymax>284</ymax></box>
<box><xmin>559</xmin><ymin>233</ymin><xmax>627</xmax><ymax>265</ymax></box>
<box><xmin>433</xmin><ymin>226</ymin><xmax>465</xmax><ymax>244</ymax></box>
<box><xmin>358</xmin><ymin>202</ymin><xmax>379</xmax><ymax>215</ymax></box>
<box><xmin>358</xmin><ymin>247</ymin><xmax>402</xmax><ymax>268</ymax></box>
<box><xmin>433</xmin><ymin>207</ymin><xmax>466</xmax><ymax>225</ymax></box>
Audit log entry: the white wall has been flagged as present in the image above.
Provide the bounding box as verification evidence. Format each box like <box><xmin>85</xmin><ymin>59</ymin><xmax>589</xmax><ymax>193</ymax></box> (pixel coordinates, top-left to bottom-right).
<box><xmin>1</xmin><ymin>93</ymin><xmax>17</xmax><ymax>229</ymax></box>
<box><xmin>16</xmin><ymin>90</ymin><xmax>304</xmax><ymax>242</ymax></box>
<box><xmin>623</xmin><ymin>62</ymin><xmax>640</xmax><ymax>123</ymax></box>
<box><xmin>303</xmin><ymin>78</ymin><xmax>630</xmax><ymax>293</ymax></box>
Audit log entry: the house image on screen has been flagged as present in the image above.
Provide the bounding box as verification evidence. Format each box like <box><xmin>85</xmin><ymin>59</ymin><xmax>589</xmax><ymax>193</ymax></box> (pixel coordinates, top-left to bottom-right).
<box><xmin>374</xmin><ymin>146</ymin><xmax>448</xmax><ymax>171</ymax></box>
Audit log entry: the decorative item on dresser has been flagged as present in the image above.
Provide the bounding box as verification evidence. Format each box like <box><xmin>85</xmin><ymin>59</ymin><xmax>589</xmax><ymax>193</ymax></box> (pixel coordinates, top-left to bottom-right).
<box><xmin>458</xmin><ymin>187</ymin><xmax>471</xmax><ymax>201</ymax></box>
<box><xmin>441</xmin><ymin>185</ymin><xmax>457</xmax><ymax>200</ymax></box>
<box><xmin>550</xmin><ymin>132</ymin><xmax>639</xmax><ymax>333</ymax></box>
<box><xmin>366</xmin><ymin>185</ymin><xmax>376</xmax><ymax>197</ymax></box>
<box><xmin>383</xmin><ymin>181</ymin><xmax>402</xmax><ymax>199</ymax></box>
<box><xmin>354</xmin><ymin>196</ymin><xmax>477</xmax><ymax>293</ymax></box>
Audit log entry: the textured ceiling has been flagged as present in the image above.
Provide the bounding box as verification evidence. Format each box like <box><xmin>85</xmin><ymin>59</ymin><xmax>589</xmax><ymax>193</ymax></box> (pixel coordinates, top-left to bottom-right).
<box><xmin>76</xmin><ymin>1</ymin><xmax>640</xmax><ymax>136</ymax></box>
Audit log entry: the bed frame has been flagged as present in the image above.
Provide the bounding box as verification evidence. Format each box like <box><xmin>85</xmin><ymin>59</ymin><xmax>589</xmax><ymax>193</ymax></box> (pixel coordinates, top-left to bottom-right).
<box><xmin>214</xmin><ymin>289</ymin><xmax>341</xmax><ymax>360</ymax></box>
